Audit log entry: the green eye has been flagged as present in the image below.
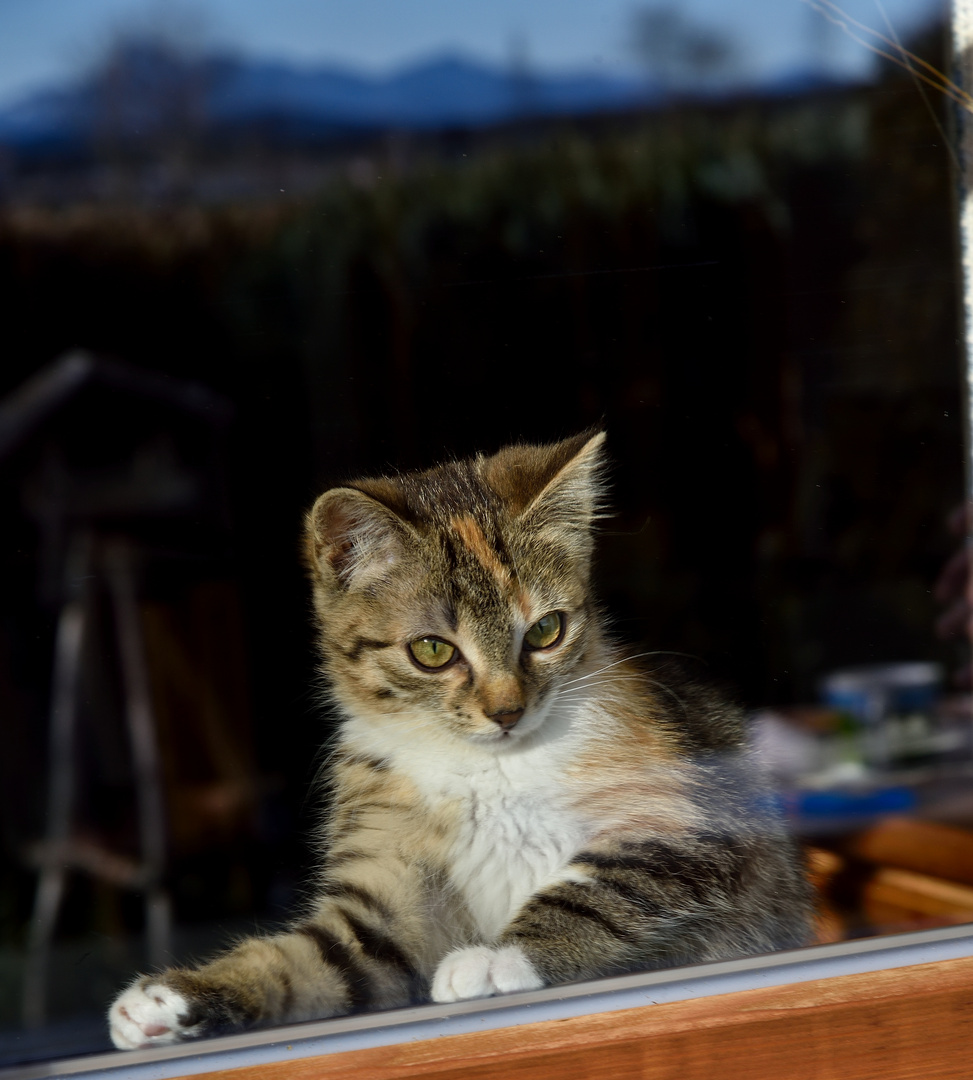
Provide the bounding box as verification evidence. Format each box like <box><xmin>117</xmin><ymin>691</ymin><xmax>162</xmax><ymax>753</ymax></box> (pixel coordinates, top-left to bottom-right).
<box><xmin>408</xmin><ymin>637</ymin><xmax>457</xmax><ymax>669</ymax></box>
<box><xmin>524</xmin><ymin>612</ymin><xmax>564</xmax><ymax>650</ymax></box>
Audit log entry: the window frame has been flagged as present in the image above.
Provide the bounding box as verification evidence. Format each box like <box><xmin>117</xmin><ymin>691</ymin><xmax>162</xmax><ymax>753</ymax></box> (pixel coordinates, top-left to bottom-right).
<box><xmin>12</xmin><ymin>924</ymin><xmax>973</xmax><ymax>1080</ymax></box>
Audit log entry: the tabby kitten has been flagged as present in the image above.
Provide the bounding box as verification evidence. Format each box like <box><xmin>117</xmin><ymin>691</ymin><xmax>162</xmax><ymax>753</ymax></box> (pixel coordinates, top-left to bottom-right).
<box><xmin>109</xmin><ymin>431</ymin><xmax>811</xmax><ymax>1049</ymax></box>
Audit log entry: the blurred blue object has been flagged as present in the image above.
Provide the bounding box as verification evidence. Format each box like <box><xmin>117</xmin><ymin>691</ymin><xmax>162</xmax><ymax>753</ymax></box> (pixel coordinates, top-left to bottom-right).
<box><xmin>794</xmin><ymin>786</ymin><xmax>917</xmax><ymax>817</ymax></box>
<box><xmin>819</xmin><ymin>663</ymin><xmax>942</xmax><ymax>724</ymax></box>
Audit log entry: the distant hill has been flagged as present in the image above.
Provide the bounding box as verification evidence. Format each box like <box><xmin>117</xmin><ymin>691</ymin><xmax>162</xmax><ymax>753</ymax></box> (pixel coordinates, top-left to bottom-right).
<box><xmin>0</xmin><ymin>43</ymin><xmax>854</xmax><ymax>162</ymax></box>
<box><xmin>210</xmin><ymin>54</ymin><xmax>654</xmax><ymax>128</ymax></box>
<box><xmin>0</xmin><ymin>47</ymin><xmax>657</xmax><ymax>157</ymax></box>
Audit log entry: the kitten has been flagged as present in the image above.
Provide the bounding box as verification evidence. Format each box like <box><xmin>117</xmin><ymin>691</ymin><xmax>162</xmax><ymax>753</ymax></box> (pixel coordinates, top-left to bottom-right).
<box><xmin>108</xmin><ymin>431</ymin><xmax>811</xmax><ymax>1050</ymax></box>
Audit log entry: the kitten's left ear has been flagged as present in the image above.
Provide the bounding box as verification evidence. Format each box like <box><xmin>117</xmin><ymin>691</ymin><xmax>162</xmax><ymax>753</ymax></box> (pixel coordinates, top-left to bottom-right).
<box><xmin>484</xmin><ymin>430</ymin><xmax>607</xmax><ymax>547</ymax></box>
<box><xmin>522</xmin><ymin>430</ymin><xmax>607</xmax><ymax>528</ymax></box>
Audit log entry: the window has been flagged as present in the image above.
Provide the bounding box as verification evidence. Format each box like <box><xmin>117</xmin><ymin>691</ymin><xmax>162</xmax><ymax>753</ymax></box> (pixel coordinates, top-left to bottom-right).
<box><xmin>0</xmin><ymin>0</ymin><xmax>966</xmax><ymax>1075</ymax></box>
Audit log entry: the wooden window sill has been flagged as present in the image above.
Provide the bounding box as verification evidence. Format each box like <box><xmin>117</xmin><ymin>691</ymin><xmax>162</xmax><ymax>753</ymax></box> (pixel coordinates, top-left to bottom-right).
<box><xmin>11</xmin><ymin>926</ymin><xmax>973</xmax><ymax>1080</ymax></box>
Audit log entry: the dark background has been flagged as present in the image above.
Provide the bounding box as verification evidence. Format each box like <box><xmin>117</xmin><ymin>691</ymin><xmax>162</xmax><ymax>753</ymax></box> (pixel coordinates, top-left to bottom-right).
<box><xmin>0</xmin><ymin>41</ymin><xmax>966</xmax><ymax>1056</ymax></box>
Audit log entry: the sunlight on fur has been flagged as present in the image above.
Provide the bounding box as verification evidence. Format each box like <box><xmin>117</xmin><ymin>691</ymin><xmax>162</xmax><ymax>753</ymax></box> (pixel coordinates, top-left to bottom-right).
<box><xmin>108</xmin><ymin>431</ymin><xmax>811</xmax><ymax>1050</ymax></box>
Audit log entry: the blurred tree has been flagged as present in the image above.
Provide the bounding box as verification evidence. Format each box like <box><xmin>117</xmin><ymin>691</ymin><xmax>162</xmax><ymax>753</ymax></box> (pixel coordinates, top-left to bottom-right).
<box><xmin>84</xmin><ymin>4</ymin><xmax>219</xmax><ymax>195</ymax></box>
<box><xmin>91</xmin><ymin>37</ymin><xmax>209</xmax><ymax>156</ymax></box>
<box><xmin>629</xmin><ymin>5</ymin><xmax>743</xmax><ymax>91</ymax></box>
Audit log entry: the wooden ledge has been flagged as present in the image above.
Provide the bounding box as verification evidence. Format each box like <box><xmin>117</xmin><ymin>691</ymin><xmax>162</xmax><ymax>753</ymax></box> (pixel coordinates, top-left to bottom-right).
<box><xmin>185</xmin><ymin>954</ymin><xmax>973</xmax><ymax>1080</ymax></box>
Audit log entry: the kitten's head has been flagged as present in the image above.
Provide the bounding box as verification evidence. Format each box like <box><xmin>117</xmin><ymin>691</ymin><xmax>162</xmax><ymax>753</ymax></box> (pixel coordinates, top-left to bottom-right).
<box><xmin>305</xmin><ymin>431</ymin><xmax>607</xmax><ymax>747</ymax></box>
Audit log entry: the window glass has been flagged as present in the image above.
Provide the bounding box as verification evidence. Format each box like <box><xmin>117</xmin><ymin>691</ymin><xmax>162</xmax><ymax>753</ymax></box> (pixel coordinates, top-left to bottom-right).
<box><xmin>0</xmin><ymin>0</ymin><xmax>964</xmax><ymax>1071</ymax></box>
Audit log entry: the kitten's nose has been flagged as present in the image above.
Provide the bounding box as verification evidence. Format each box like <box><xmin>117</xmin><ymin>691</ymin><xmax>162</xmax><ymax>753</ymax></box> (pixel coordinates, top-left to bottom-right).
<box><xmin>488</xmin><ymin>708</ymin><xmax>524</xmax><ymax>731</ymax></box>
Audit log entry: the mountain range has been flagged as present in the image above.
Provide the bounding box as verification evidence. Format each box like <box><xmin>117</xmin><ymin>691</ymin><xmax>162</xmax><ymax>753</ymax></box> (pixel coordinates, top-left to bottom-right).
<box><xmin>0</xmin><ymin>47</ymin><xmax>657</xmax><ymax>156</ymax></box>
<box><xmin>0</xmin><ymin>44</ymin><xmax>841</xmax><ymax>160</ymax></box>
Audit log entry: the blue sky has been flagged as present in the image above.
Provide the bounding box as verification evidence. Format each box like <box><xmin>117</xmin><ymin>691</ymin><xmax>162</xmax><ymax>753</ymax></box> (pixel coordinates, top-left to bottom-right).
<box><xmin>0</xmin><ymin>0</ymin><xmax>947</xmax><ymax>106</ymax></box>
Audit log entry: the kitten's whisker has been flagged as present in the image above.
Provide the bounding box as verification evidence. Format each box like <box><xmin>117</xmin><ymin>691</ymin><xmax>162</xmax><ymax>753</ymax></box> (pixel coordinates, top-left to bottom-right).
<box><xmin>556</xmin><ymin>671</ymin><xmax>689</xmax><ymax>712</ymax></box>
<box><xmin>558</xmin><ymin>672</ymin><xmax>647</xmax><ymax>689</ymax></box>
<box><xmin>551</xmin><ymin>675</ymin><xmax>646</xmax><ymax>700</ymax></box>
<box><xmin>644</xmin><ymin>678</ymin><xmax>688</xmax><ymax>711</ymax></box>
<box><xmin>560</xmin><ymin>650</ymin><xmax>699</xmax><ymax>688</ymax></box>
<box><xmin>559</xmin><ymin>653</ymin><xmax>654</xmax><ymax>686</ymax></box>
<box><xmin>553</xmin><ymin>672</ymin><xmax>688</xmax><ymax>713</ymax></box>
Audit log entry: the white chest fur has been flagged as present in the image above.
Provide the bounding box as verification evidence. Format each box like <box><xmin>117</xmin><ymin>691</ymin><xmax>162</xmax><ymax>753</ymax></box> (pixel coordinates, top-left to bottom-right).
<box><xmin>382</xmin><ymin>733</ymin><xmax>591</xmax><ymax>941</ymax></box>
<box><xmin>342</xmin><ymin>706</ymin><xmax>597</xmax><ymax>942</ymax></box>
<box><xmin>443</xmin><ymin>756</ymin><xmax>587</xmax><ymax>940</ymax></box>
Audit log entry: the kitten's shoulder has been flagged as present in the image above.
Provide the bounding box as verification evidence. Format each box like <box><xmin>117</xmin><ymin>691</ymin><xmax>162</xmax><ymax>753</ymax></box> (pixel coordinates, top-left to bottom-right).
<box><xmin>637</xmin><ymin>657</ymin><xmax>748</xmax><ymax>755</ymax></box>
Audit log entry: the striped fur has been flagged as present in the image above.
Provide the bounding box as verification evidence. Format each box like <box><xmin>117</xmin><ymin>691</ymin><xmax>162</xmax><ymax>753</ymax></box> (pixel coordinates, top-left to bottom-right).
<box><xmin>108</xmin><ymin>432</ymin><xmax>811</xmax><ymax>1049</ymax></box>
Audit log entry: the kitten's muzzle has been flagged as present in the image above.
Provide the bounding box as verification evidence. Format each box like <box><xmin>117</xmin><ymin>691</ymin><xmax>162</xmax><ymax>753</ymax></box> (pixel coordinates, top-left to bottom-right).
<box><xmin>488</xmin><ymin>708</ymin><xmax>524</xmax><ymax>732</ymax></box>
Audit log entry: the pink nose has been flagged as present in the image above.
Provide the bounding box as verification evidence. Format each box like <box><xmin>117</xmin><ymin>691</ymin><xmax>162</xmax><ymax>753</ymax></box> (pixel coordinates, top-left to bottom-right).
<box><xmin>489</xmin><ymin>708</ymin><xmax>524</xmax><ymax>731</ymax></box>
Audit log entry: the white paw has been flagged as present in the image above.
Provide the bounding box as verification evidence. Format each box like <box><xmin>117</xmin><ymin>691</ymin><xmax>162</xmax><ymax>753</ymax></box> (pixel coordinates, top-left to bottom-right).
<box><xmin>108</xmin><ymin>979</ymin><xmax>196</xmax><ymax>1050</ymax></box>
<box><xmin>431</xmin><ymin>945</ymin><xmax>544</xmax><ymax>1003</ymax></box>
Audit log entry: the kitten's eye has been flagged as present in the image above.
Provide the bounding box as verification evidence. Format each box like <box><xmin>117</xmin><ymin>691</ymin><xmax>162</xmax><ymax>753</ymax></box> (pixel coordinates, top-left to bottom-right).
<box><xmin>408</xmin><ymin>637</ymin><xmax>457</xmax><ymax>669</ymax></box>
<box><xmin>524</xmin><ymin>612</ymin><xmax>565</xmax><ymax>650</ymax></box>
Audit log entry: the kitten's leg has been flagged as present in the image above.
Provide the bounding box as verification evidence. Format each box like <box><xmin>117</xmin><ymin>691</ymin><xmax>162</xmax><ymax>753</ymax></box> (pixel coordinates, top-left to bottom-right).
<box><xmin>431</xmin><ymin>835</ymin><xmax>810</xmax><ymax>1002</ymax></box>
<box><xmin>109</xmin><ymin>863</ymin><xmax>430</xmax><ymax>1049</ymax></box>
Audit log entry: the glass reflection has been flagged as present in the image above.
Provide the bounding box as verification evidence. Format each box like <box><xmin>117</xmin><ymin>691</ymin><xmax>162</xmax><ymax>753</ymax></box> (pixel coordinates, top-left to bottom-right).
<box><xmin>0</xmin><ymin>0</ymin><xmax>962</xmax><ymax>1069</ymax></box>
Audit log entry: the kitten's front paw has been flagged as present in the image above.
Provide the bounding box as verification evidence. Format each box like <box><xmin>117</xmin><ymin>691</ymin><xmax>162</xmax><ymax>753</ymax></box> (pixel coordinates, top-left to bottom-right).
<box><xmin>109</xmin><ymin>978</ymin><xmax>198</xmax><ymax>1050</ymax></box>
<box><xmin>431</xmin><ymin>945</ymin><xmax>544</xmax><ymax>1003</ymax></box>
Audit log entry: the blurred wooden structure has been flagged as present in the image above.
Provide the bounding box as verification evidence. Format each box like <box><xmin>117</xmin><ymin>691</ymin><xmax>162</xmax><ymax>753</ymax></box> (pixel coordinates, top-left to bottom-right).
<box><xmin>0</xmin><ymin>352</ymin><xmax>261</xmax><ymax>1027</ymax></box>
<box><xmin>23</xmin><ymin>535</ymin><xmax>171</xmax><ymax>1028</ymax></box>
<box><xmin>810</xmin><ymin>817</ymin><xmax>973</xmax><ymax>940</ymax></box>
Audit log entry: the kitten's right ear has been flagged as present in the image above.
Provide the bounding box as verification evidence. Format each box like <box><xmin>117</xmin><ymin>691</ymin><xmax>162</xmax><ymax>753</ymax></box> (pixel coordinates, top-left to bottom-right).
<box><xmin>305</xmin><ymin>487</ymin><xmax>411</xmax><ymax>589</ymax></box>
